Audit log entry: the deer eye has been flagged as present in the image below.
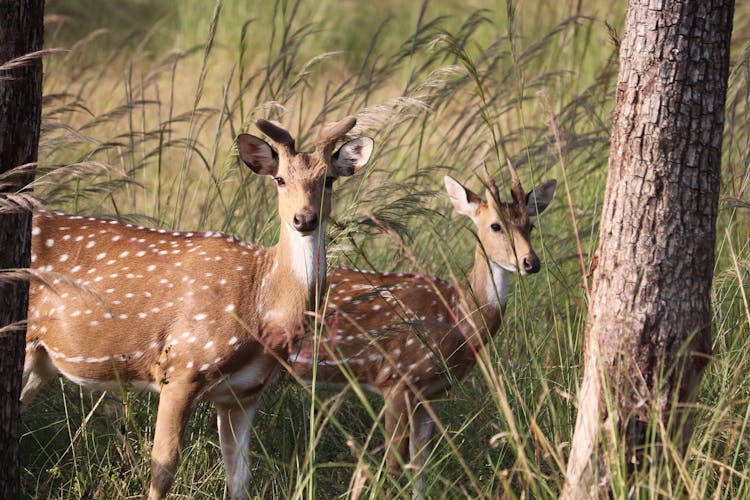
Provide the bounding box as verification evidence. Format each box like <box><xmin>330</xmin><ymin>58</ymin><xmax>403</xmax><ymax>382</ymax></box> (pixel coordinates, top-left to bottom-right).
<box><xmin>274</xmin><ymin>177</ymin><xmax>286</xmax><ymax>187</ymax></box>
<box><xmin>490</xmin><ymin>223</ymin><xmax>502</xmax><ymax>233</ymax></box>
<box><xmin>324</xmin><ymin>177</ymin><xmax>335</xmax><ymax>189</ymax></box>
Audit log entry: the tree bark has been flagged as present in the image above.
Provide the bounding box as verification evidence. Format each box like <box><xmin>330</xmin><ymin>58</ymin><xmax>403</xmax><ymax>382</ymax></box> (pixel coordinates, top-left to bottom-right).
<box><xmin>0</xmin><ymin>1</ymin><xmax>44</xmax><ymax>497</ymax></box>
<box><xmin>562</xmin><ymin>0</ymin><xmax>734</xmax><ymax>497</ymax></box>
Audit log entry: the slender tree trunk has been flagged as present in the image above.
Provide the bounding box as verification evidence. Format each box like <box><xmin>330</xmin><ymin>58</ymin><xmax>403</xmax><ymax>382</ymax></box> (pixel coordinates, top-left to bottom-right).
<box><xmin>0</xmin><ymin>1</ymin><xmax>44</xmax><ymax>496</ymax></box>
<box><xmin>562</xmin><ymin>0</ymin><xmax>734</xmax><ymax>496</ymax></box>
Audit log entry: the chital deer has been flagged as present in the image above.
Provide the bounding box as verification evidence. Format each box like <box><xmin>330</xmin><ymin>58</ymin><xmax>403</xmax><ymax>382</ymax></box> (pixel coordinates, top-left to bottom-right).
<box><xmin>23</xmin><ymin>117</ymin><xmax>374</xmax><ymax>499</ymax></box>
<box><xmin>290</xmin><ymin>164</ymin><xmax>556</xmax><ymax>496</ymax></box>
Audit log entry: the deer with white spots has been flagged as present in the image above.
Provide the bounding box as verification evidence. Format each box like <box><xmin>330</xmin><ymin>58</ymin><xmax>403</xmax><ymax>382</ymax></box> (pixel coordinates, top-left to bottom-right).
<box><xmin>23</xmin><ymin>117</ymin><xmax>374</xmax><ymax>499</ymax></box>
<box><xmin>290</xmin><ymin>164</ymin><xmax>556</xmax><ymax>496</ymax></box>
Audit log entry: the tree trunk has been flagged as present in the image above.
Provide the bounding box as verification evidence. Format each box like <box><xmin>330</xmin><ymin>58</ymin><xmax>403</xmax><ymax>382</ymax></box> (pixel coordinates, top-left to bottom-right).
<box><xmin>0</xmin><ymin>1</ymin><xmax>44</xmax><ymax>497</ymax></box>
<box><xmin>562</xmin><ymin>0</ymin><xmax>734</xmax><ymax>496</ymax></box>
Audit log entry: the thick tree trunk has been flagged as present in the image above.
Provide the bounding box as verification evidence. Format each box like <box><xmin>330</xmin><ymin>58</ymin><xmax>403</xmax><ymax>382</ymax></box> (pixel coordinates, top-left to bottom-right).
<box><xmin>562</xmin><ymin>0</ymin><xmax>734</xmax><ymax>497</ymax></box>
<box><xmin>0</xmin><ymin>1</ymin><xmax>44</xmax><ymax>497</ymax></box>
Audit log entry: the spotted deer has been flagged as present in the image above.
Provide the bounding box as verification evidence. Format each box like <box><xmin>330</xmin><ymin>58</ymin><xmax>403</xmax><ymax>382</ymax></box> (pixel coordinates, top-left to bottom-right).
<box><xmin>23</xmin><ymin>117</ymin><xmax>374</xmax><ymax>499</ymax></box>
<box><xmin>290</xmin><ymin>164</ymin><xmax>556</xmax><ymax>496</ymax></box>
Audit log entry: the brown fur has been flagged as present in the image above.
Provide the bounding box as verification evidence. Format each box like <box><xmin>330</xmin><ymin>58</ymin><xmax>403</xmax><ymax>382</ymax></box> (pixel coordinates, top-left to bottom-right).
<box><xmin>290</xmin><ymin>174</ymin><xmax>557</xmax><ymax>495</ymax></box>
<box><xmin>23</xmin><ymin>117</ymin><xmax>374</xmax><ymax>499</ymax></box>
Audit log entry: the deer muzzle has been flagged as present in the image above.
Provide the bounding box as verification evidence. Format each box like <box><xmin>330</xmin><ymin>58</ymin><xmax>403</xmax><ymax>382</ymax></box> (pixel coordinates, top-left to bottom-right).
<box><xmin>521</xmin><ymin>254</ymin><xmax>541</xmax><ymax>274</ymax></box>
<box><xmin>293</xmin><ymin>212</ymin><xmax>319</xmax><ymax>233</ymax></box>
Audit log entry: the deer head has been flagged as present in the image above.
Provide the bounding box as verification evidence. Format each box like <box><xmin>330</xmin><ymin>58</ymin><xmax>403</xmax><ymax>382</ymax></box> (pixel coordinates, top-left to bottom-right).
<box><xmin>444</xmin><ymin>162</ymin><xmax>556</xmax><ymax>275</ymax></box>
<box><xmin>237</xmin><ymin>117</ymin><xmax>374</xmax><ymax>235</ymax></box>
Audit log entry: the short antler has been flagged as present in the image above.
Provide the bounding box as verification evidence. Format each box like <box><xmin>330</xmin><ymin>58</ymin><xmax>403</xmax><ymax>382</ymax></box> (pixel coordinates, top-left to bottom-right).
<box><xmin>316</xmin><ymin>116</ymin><xmax>357</xmax><ymax>156</ymax></box>
<box><xmin>482</xmin><ymin>163</ymin><xmax>501</xmax><ymax>205</ymax></box>
<box><xmin>506</xmin><ymin>158</ymin><xmax>526</xmax><ymax>205</ymax></box>
<box><xmin>255</xmin><ymin>119</ymin><xmax>295</xmax><ymax>153</ymax></box>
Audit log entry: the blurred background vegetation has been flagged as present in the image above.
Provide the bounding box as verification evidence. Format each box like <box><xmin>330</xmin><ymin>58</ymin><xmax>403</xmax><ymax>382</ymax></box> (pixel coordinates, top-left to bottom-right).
<box><xmin>20</xmin><ymin>0</ymin><xmax>750</xmax><ymax>497</ymax></box>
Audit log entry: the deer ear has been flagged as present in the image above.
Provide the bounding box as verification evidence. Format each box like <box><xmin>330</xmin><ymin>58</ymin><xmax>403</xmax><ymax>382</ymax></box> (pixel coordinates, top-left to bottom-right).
<box><xmin>526</xmin><ymin>179</ymin><xmax>557</xmax><ymax>216</ymax></box>
<box><xmin>444</xmin><ymin>176</ymin><xmax>482</xmax><ymax>219</ymax></box>
<box><xmin>332</xmin><ymin>137</ymin><xmax>374</xmax><ymax>176</ymax></box>
<box><xmin>237</xmin><ymin>134</ymin><xmax>279</xmax><ymax>176</ymax></box>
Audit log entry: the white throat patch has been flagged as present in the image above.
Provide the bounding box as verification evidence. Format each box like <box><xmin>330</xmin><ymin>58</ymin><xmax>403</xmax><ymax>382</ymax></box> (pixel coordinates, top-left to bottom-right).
<box><xmin>487</xmin><ymin>261</ymin><xmax>511</xmax><ymax>308</ymax></box>
<box><xmin>285</xmin><ymin>221</ymin><xmax>327</xmax><ymax>292</ymax></box>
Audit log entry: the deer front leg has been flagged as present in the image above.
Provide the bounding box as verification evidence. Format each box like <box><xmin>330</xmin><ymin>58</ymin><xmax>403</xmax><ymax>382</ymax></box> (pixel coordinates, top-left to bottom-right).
<box><xmin>409</xmin><ymin>402</ymin><xmax>436</xmax><ymax>499</ymax></box>
<box><xmin>216</xmin><ymin>397</ymin><xmax>260</xmax><ymax>499</ymax></box>
<box><xmin>383</xmin><ymin>389</ymin><xmax>411</xmax><ymax>477</ymax></box>
<box><xmin>149</xmin><ymin>382</ymin><xmax>198</xmax><ymax>500</ymax></box>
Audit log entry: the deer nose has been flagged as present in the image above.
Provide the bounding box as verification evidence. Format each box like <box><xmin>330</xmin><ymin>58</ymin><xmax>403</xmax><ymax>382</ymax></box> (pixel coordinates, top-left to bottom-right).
<box><xmin>293</xmin><ymin>212</ymin><xmax>318</xmax><ymax>233</ymax></box>
<box><xmin>522</xmin><ymin>256</ymin><xmax>540</xmax><ymax>274</ymax></box>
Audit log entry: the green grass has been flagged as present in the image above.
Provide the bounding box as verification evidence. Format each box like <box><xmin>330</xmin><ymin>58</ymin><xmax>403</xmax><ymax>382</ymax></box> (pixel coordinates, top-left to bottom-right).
<box><xmin>19</xmin><ymin>0</ymin><xmax>750</xmax><ymax>497</ymax></box>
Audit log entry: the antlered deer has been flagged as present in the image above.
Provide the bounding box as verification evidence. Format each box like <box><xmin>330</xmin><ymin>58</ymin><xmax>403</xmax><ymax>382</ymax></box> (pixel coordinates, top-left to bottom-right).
<box><xmin>23</xmin><ymin>117</ymin><xmax>374</xmax><ymax>499</ymax></box>
<box><xmin>290</xmin><ymin>164</ymin><xmax>556</xmax><ymax>496</ymax></box>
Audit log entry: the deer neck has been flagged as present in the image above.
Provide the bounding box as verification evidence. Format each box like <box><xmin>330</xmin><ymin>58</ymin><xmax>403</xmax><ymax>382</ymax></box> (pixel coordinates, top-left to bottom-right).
<box><xmin>273</xmin><ymin>222</ymin><xmax>327</xmax><ymax>304</ymax></box>
<box><xmin>466</xmin><ymin>245</ymin><xmax>509</xmax><ymax>341</ymax></box>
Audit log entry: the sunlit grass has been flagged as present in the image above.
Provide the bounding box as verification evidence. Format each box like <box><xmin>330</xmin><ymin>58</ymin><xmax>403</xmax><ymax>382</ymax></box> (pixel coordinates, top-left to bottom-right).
<box><xmin>18</xmin><ymin>0</ymin><xmax>750</xmax><ymax>498</ymax></box>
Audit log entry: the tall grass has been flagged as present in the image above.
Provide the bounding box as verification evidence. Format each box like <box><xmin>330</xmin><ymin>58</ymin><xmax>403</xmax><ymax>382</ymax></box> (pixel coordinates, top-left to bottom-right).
<box><xmin>19</xmin><ymin>0</ymin><xmax>750</xmax><ymax>497</ymax></box>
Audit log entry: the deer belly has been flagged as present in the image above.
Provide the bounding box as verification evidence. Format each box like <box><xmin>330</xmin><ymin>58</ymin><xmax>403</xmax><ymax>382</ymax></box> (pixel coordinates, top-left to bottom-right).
<box><xmin>288</xmin><ymin>351</ymin><xmax>384</xmax><ymax>395</ymax></box>
<box><xmin>57</xmin><ymin>369</ymin><xmax>160</xmax><ymax>393</ymax></box>
<box><xmin>206</xmin><ymin>353</ymin><xmax>279</xmax><ymax>405</ymax></box>
<box><xmin>40</xmin><ymin>343</ymin><xmax>161</xmax><ymax>393</ymax></box>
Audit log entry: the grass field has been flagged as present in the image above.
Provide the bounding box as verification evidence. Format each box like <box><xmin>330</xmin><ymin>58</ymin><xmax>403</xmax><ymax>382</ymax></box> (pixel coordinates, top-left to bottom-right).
<box><xmin>19</xmin><ymin>0</ymin><xmax>750</xmax><ymax>497</ymax></box>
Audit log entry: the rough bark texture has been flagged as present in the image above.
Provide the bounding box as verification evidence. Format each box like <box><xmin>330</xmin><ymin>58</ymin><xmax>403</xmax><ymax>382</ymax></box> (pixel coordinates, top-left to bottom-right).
<box><xmin>0</xmin><ymin>1</ymin><xmax>44</xmax><ymax>497</ymax></box>
<box><xmin>563</xmin><ymin>0</ymin><xmax>734</xmax><ymax>496</ymax></box>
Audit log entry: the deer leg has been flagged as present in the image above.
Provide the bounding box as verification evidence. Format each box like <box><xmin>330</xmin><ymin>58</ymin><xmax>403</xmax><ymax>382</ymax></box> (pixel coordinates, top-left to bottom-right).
<box><xmin>216</xmin><ymin>397</ymin><xmax>260</xmax><ymax>499</ymax></box>
<box><xmin>409</xmin><ymin>402</ymin><xmax>436</xmax><ymax>499</ymax></box>
<box><xmin>383</xmin><ymin>390</ymin><xmax>411</xmax><ymax>477</ymax></box>
<box><xmin>20</xmin><ymin>346</ymin><xmax>57</xmax><ymax>411</ymax></box>
<box><xmin>148</xmin><ymin>382</ymin><xmax>197</xmax><ymax>500</ymax></box>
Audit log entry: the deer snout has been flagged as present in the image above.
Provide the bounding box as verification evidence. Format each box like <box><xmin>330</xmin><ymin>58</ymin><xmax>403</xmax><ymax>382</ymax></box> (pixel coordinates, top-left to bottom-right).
<box><xmin>522</xmin><ymin>255</ymin><xmax>541</xmax><ymax>274</ymax></box>
<box><xmin>293</xmin><ymin>212</ymin><xmax>319</xmax><ymax>233</ymax></box>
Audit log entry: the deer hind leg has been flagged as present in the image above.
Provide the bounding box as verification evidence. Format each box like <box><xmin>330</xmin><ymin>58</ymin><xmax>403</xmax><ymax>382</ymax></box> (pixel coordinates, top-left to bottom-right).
<box><xmin>148</xmin><ymin>382</ymin><xmax>198</xmax><ymax>500</ymax></box>
<box><xmin>20</xmin><ymin>344</ymin><xmax>58</xmax><ymax>411</ymax></box>
<box><xmin>216</xmin><ymin>397</ymin><xmax>260</xmax><ymax>499</ymax></box>
<box><xmin>409</xmin><ymin>402</ymin><xmax>436</xmax><ymax>499</ymax></box>
<box><xmin>383</xmin><ymin>390</ymin><xmax>411</xmax><ymax>478</ymax></box>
